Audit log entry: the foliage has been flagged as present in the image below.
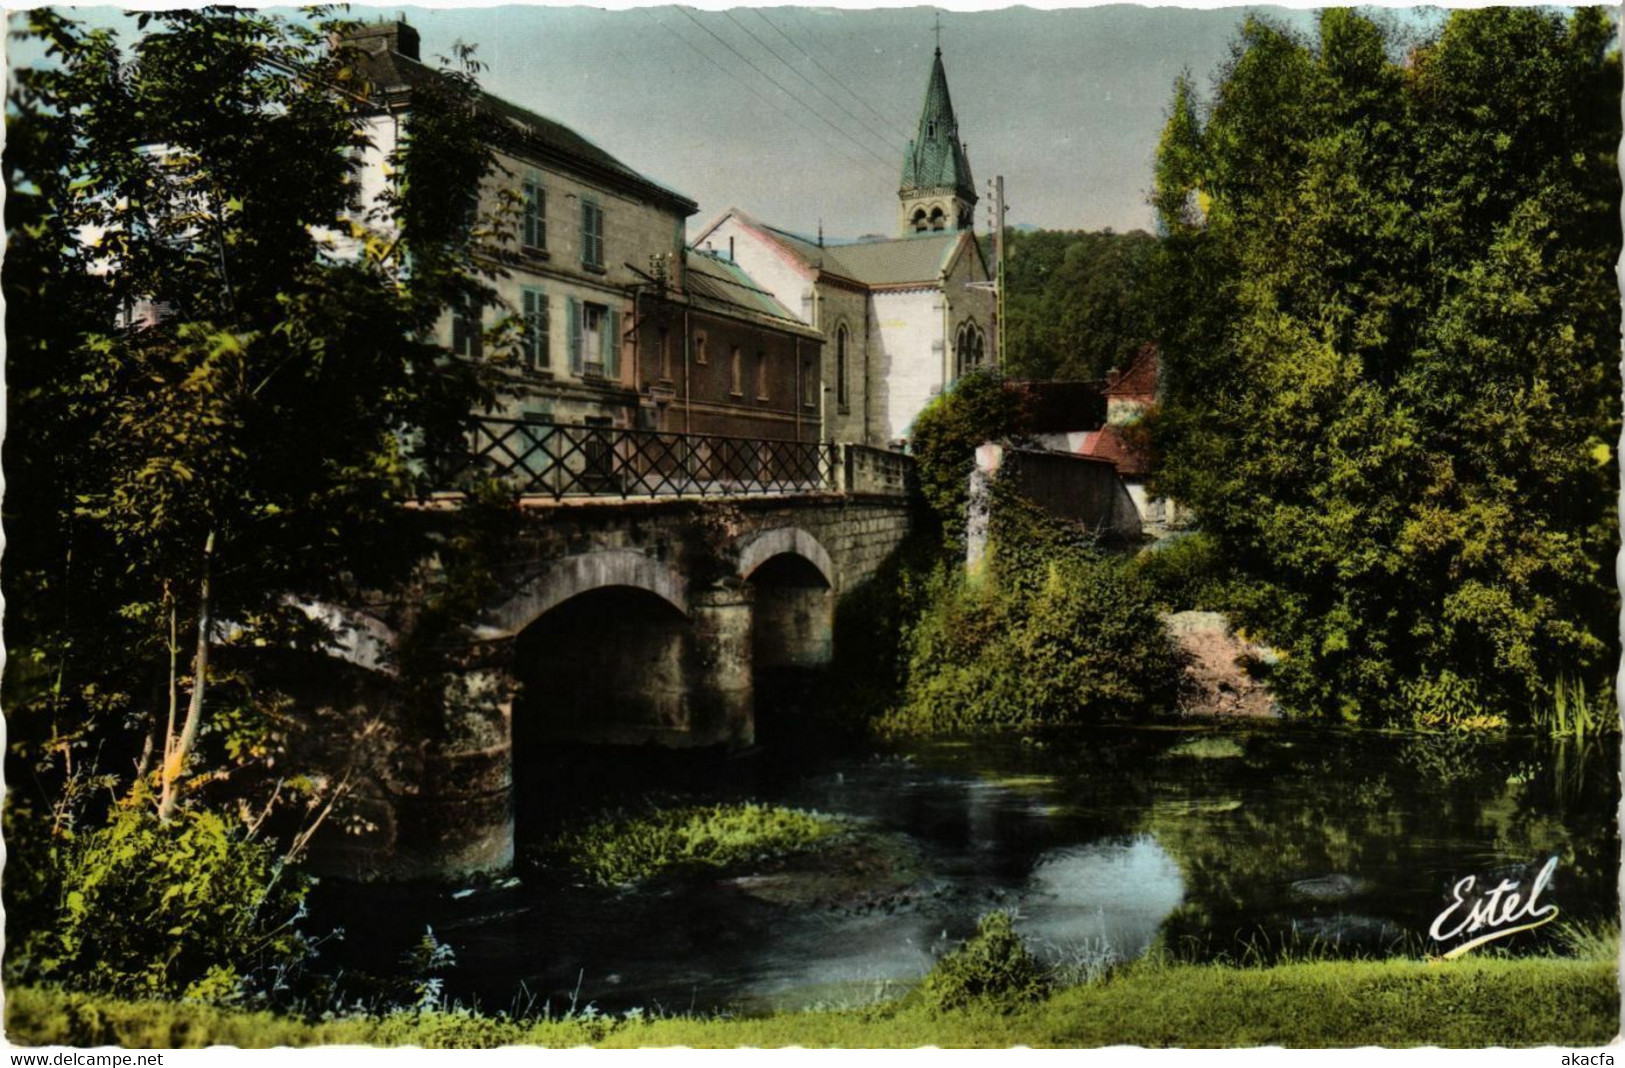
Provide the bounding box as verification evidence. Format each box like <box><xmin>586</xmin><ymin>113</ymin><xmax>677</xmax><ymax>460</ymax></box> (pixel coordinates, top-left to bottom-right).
<box><xmin>4</xmin><ymin>5</ymin><xmax>506</xmax><ymax>833</ymax></box>
<box><xmin>823</xmin><ymin>527</ymin><xmax>945</xmax><ymax>731</ymax></box>
<box><xmin>26</xmin><ymin>802</ymin><xmax>311</xmax><ymax>1002</ymax></box>
<box><xmin>1148</xmin><ymin>8</ymin><xmax>1621</xmax><ymax>727</ymax></box>
<box><xmin>11</xmin><ymin>953</ymin><xmax>1617</xmax><ymax>1047</ymax></box>
<box><xmin>917</xmin><ymin>912</ymin><xmax>1051</xmax><ymax>1014</ymax></box>
<box><xmin>1000</xmin><ymin>228</ymin><xmax>1158</xmax><ymax>382</ymax></box>
<box><xmin>907</xmin><ymin>370</ymin><xmax>1027</xmax><ymax>553</ymax></box>
<box><xmin>883</xmin><ymin>493</ymin><xmax>1180</xmax><ymax>735</ymax></box>
<box><xmin>1130</xmin><ymin>532</ymin><xmax>1233</xmax><ymax>613</ymax></box>
<box><xmin>545</xmin><ymin>803</ymin><xmax>845</xmax><ymax>888</ymax></box>
<box><xmin>1533</xmin><ymin>674</ymin><xmax>1618</xmax><ymax>739</ymax></box>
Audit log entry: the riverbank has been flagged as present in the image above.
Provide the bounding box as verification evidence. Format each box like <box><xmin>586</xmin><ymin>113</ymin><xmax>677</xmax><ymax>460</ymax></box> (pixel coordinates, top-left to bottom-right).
<box><xmin>10</xmin><ymin>954</ymin><xmax>1617</xmax><ymax>1048</ymax></box>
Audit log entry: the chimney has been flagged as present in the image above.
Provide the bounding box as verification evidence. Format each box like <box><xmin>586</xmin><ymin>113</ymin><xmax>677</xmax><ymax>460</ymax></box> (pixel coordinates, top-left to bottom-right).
<box><xmin>342</xmin><ymin>19</ymin><xmax>420</xmax><ymax>61</ymax></box>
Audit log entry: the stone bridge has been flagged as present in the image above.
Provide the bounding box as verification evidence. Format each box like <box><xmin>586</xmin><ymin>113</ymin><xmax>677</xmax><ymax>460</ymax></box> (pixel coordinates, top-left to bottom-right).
<box><xmin>281</xmin><ymin>445</ymin><xmax>917</xmax><ymax>880</ymax></box>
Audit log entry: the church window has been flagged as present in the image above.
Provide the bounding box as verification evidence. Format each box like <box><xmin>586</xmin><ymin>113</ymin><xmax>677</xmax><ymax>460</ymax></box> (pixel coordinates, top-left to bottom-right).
<box><xmin>929</xmin><ymin>206</ymin><xmax>946</xmax><ymax>231</ymax></box>
<box><xmin>912</xmin><ymin>208</ymin><xmax>928</xmax><ymax>233</ymax></box>
<box><xmin>954</xmin><ymin>320</ymin><xmax>986</xmax><ymax>379</ymax></box>
<box><xmin>836</xmin><ymin>324</ymin><xmax>849</xmax><ymax>412</ymax></box>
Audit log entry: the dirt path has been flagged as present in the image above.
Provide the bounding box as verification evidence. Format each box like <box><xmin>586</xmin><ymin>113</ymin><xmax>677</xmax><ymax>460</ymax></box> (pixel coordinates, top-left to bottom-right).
<box><xmin>1163</xmin><ymin>610</ymin><xmax>1279</xmax><ymax>718</ymax></box>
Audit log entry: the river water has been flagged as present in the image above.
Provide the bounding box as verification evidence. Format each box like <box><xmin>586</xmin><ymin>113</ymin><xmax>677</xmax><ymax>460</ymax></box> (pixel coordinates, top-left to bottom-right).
<box><xmin>312</xmin><ymin>723</ymin><xmax>1618</xmax><ymax>1016</ymax></box>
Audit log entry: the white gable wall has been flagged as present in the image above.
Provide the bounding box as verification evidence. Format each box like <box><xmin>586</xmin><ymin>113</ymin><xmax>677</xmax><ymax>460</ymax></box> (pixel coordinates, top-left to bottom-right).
<box><xmin>699</xmin><ymin>216</ymin><xmax>813</xmax><ymax>325</ymax></box>
<box><xmin>871</xmin><ymin>286</ymin><xmax>946</xmax><ymax>443</ymax></box>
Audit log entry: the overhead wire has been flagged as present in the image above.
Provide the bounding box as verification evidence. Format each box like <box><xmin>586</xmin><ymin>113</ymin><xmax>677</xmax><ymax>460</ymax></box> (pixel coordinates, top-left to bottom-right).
<box><xmin>671</xmin><ymin>5</ymin><xmax>899</xmax><ymax>176</ymax></box>
<box><xmin>640</xmin><ymin>7</ymin><xmax>889</xmax><ymax>181</ymax></box>
<box><xmin>725</xmin><ymin>9</ymin><xmax>901</xmax><ymax>159</ymax></box>
<box><xmin>760</xmin><ymin>8</ymin><xmax>914</xmax><ymax>143</ymax></box>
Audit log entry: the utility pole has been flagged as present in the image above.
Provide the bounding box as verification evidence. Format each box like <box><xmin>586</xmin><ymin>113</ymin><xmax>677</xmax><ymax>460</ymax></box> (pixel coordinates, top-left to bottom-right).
<box><xmin>990</xmin><ymin>175</ymin><xmax>1006</xmax><ymax>369</ymax></box>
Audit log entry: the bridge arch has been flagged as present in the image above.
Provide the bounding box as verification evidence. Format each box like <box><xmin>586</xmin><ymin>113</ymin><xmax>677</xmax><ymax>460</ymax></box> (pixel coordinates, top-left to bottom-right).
<box><xmin>738</xmin><ymin>528</ymin><xmax>837</xmax><ymax>737</ymax></box>
<box><xmin>736</xmin><ymin>527</ymin><xmax>836</xmax><ymax>590</ymax></box>
<box><xmin>481</xmin><ymin>549</ymin><xmax>689</xmax><ymax>638</ymax></box>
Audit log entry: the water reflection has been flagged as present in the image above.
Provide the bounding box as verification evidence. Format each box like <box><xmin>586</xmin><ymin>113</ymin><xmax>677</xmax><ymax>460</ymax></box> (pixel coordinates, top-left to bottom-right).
<box><xmin>311</xmin><ymin>724</ymin><xmax>1617</xmax><ymax>1013</ymax></box>
<box><xmin>1021</xmin><ymin>836</ymin><xmax>1186</xmax><ymax>961</ymax></box>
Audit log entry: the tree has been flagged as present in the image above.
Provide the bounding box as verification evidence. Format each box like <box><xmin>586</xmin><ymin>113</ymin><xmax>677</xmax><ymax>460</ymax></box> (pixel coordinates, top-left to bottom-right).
<box><xmin>1000</xmin><ymin>228</ymin><xmax>1158</xmax><ymax>382</ymax></box>
<box><xmin>1147</xmin><ymin>8</ymin><xmax>1620</xmax><ymax>727</ymax></box>
<box><xmin>3</xmin><ymin>8</ymin><xmax>506</xmax><ymax>834</ymax></box>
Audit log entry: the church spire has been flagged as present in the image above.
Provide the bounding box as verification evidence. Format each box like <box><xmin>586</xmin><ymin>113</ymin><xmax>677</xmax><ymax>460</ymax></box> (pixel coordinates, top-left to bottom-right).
<box><xmin>898</xmin><ymin>43</ymin><xmax>977</xmax><ymax>235</ymax></box>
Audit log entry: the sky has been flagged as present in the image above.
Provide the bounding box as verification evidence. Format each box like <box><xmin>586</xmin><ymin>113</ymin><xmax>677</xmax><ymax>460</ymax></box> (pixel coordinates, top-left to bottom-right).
<box><xmin>8</xmin><ymin>4</ymin><xmax>1462</xmax><ymax>239</ymax></box>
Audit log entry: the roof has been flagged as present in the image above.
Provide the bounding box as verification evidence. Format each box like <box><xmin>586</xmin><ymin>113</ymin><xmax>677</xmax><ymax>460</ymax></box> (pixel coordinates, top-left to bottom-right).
<box><xmin>754</xmin><ymin>218</ymin><xmax>969</xmax><ymax>287</ymax></box>
<box><xmin>900</xmin><ymin>48</ymin><xmax>977</xmax><ymax>203</ymax></box>
<box><xmin>1104</xmin><ymin>344</ymin><xmax>1159</xmax><ymax>401</ymax></box>
<box><xmin>682</xmin><ymin>250</ymin><xmax>821</xmax><ymax>339</ymax></box>
<box><xmin>1076</xmin><ymin>424</ymin><xmax>1152</xmax><ymax>478</ymax></box>
<box><xmin>354</xmin><ymin>26</ymin><xmax>697</xmax><ymax>215</ymax></box>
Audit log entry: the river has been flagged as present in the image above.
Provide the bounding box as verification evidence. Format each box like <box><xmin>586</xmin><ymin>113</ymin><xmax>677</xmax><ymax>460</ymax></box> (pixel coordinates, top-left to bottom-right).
<box><xmin>310</xmin><ymin>722</ymin><xmax>1618</xmax><ymax>1016</ymax></box>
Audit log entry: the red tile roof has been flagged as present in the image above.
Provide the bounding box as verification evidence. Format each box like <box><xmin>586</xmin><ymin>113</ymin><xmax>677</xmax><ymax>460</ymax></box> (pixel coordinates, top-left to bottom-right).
<box><xmin>1076</xmin><ymin>424</ymin><xmax>1151</xmax><ymax>478</ymax></box>
<box><xmin>1103</xmin><ymin>343</ymin><xmax>1158</xmax><ymax>402</ymax></box>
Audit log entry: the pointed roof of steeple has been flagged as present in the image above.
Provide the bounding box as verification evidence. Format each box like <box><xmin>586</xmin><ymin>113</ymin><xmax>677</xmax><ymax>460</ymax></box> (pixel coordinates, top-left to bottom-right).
<box><xmin>900</xmin><ymin>47</ymin><xmax>977</xmax><ymax>204</ymax></box>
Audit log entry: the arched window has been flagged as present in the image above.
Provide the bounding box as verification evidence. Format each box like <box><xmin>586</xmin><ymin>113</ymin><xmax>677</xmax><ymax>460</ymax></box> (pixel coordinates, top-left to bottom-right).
<box><xmin>912</xmin><ymin>208</ymin><xmax>928</xmax><ymax>233</ymax></box>
<box><xmin>955</xmin><ymin>320</ymin><xmax>985</xmax><ymax>379</ymax></box>
<box><xmin>929</xmin><ymin>207</ymin><xmax>946</xmax><ymax>231</ymax></box>
<box><xmin>836</xmin><ymin>324</ymin><xmax>849</xmax><ymax>412</ymax></box>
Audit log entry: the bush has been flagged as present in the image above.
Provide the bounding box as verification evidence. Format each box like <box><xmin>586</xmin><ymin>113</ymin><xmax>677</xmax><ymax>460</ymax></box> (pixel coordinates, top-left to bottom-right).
<box><xmin>883</xmin><ymin>494</ymin><xmax>1181</xmax><ymax>735</ymax></box>
<box><xmin>1131</xmin><ymin>531</ymin><xmax>1231</xmax><ymax>612</ymax></box>
<box><xmin>908</xmin><ymin>370</ymin><xmax>1026</xmax><ymax>552</ymax></box>
<box><xmin>33</xmin><ymin>803</ymin><xmax>311</xmax><ymax>1001</ymax></box>
<box><xmin>918</xmin><ymin>912</ymin><xmax>1051</xmax><ymax>1014</ymax></box>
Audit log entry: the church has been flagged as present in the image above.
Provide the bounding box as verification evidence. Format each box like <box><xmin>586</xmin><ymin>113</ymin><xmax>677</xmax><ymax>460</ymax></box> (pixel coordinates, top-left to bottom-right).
<box><xmin>693</xmin><ymin>45</ymin><xmax>997</xmax><ymax>447</ymax></box>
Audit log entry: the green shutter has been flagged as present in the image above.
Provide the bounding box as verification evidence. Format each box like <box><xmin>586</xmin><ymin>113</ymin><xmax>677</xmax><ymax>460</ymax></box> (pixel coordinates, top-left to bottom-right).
<box><xmin>523</xmin><ymin>288</ymin><xmax>550</xmax><ymax>368</ymax></box>
<box><xmin>522</xmin><ymin>175</ymin><xmax>546</xmax><ymax>250</ymax></box>
<box><xmin>603</xmin><ymin>307</ymin><xmax>620</xmax><ymax>377</ymax></box>
<box><xmin>567</xmin><ymin>296</ymin><xmax>582</xmax><ymax>373</ymax></box>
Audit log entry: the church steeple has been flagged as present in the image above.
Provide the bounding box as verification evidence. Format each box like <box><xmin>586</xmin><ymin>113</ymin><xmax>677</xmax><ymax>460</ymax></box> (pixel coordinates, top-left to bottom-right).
<box><xmin>899</xmin><ymin>45</ymin><xmax>978</xmax><ymax>236</ymax></box>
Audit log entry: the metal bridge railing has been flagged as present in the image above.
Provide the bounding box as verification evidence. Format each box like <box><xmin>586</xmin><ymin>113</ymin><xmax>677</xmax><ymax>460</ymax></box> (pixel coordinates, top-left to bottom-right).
<box><xmin>438</xmin><ymin>417</ymin><xmax>841</xmax><ymax>500</ymax></box>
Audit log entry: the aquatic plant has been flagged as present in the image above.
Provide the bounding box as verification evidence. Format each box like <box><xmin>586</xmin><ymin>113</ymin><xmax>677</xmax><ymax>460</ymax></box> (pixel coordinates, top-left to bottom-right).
<box><xmin>1534</xmin><ymin>674</ymin><xmax>1618</xmax><ymax>739</ymax></box>
<box><xmin>546</xmin><ymin>802</ymin><xmax>845</xmax><ymax>888</ymax></box>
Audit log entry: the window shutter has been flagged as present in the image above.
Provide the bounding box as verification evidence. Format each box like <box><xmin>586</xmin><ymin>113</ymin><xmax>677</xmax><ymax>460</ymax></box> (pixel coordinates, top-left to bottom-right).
<box><xmin>568</xmin><ymin>296</ymin><xmax>582</xmax><ymax>373</ymax></box>
<box><xmin>536</xmin><ymin>291</ymin><xmax>550</xmax><ymax>369</ymax></box>
<box><xmin>603</xmin><ymin>307</ymin><xmax>620</xmax><ymax>378</ymax></box>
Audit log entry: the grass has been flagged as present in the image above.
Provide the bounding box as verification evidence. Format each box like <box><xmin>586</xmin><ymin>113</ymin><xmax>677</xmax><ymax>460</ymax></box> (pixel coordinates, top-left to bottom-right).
<box><xmin>9</xmin><ymin>954</ymin><xmax>1618</xmax><ymax>1048</ymax></box>
<box><xmin>1536</xmin><ymin>675</ymin><xmax>1618</xmax><ymax>739</ymax></box>
<box><xmin>544</xmin><ymin>802</ymin><xmax>846</xmax><ymax>887</ymax></box>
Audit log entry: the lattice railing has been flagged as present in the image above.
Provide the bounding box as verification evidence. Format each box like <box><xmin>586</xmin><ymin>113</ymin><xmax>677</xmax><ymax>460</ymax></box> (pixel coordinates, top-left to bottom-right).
<box><xmin>438</xmin><ymin>417</ymin><xmax>840</xmax><ymax>499</ymax></box>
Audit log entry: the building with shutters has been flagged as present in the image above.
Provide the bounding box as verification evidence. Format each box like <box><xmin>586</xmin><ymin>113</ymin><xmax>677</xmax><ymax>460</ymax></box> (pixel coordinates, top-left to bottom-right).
<box><xmin>692</xmin><ymin>45</ymin><xmax>996</xmax><ymax>447</ymax></box>
<box><xmin>349</xmin><ymin>20</ymin><xmax>820</xmax><ymax>439</ymax></box>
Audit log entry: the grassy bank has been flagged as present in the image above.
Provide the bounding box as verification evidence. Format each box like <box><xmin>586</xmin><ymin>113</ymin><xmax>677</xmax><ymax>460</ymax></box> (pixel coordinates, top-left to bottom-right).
<box><xmin>9</xmin><ymin>955</ymin><xmax>1617</xmax><ymax>1048</ymax></box>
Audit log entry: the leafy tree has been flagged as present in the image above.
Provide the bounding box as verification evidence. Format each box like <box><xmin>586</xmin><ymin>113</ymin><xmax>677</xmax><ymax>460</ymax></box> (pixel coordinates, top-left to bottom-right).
<box><xmin>1148</xmin><ymin>8</ymin><xmax>1620</xmax><ymax>726</ymax></box>
<box><xmin>1000</xmin><ymin>227</ymin><xmax>1158</xmax><ymax>382</ymax></box>
<box><xmin>908</xmin><ymin>370</ymin><xmax>1027</xmax><ymax>552</ymax></box>
<box><xmin>4</xmin><ymin>4</ymin><xmax>506</xmax><ymax>919</ymax></box>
